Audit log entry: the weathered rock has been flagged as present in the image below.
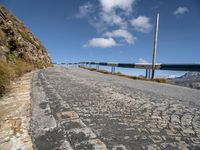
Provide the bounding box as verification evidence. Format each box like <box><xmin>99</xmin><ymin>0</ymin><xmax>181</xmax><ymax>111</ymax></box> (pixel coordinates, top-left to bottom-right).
<box><xmin>0</xmin><ymin>46</ymin><xmax>9</xmax><ymax>62</ymax></box>
<box><xmin>0</xmin><ymin>4</ymin><xmax>51</xmax><ymax>67</ymax></box>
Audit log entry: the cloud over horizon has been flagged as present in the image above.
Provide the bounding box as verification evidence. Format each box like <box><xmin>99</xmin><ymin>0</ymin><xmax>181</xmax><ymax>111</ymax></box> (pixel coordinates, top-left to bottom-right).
<box><xmin>104</xmin><ymin>29</ymin><xmax>137</xmax><ymax>44</ymax></box>
<box><xmin>138</xmin><ymin>58</ymin><xmax>148</xmax><ymax>64</ymax></box>
<box><xmin>83</xmin><ymin>38</ymin><xmax>118</xmax><ymax>48</ymax></box>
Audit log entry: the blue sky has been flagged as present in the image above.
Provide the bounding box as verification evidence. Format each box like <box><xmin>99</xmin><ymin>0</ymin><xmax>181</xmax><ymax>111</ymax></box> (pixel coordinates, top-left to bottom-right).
<box><xmin>1</xmin><ymin>0</ymin><xmax>200</xmax><ymax>77</ymax></box>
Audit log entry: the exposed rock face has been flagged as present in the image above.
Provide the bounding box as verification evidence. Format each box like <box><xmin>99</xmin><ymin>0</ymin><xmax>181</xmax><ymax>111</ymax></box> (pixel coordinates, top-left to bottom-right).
<box><xmin>0</xmin><ymin>4</ymin><xmax>51</xmax><ymax>67</ymax></box>
<box><xmin>168</xmin><ymin>72</ymin><xmax>200</xmax><ymax>89</ymax></box>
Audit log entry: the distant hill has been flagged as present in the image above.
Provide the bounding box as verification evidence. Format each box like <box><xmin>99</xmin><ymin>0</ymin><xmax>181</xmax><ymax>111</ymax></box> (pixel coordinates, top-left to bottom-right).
<box><xmin>168</xmin><ymin>72</ymin><xmax>200</xmax><ymax>89</ymax></box>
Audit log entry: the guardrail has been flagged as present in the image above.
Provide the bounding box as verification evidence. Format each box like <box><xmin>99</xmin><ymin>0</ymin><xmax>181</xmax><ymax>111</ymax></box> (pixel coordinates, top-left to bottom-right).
<box><xmin>78</xmin><ymin>62</ymin><xmax>200</xmax><ymax>71</ymax></box>
<box><xmin>53</xmin><ymin>62</ymin><xmax>200</xmax><ymax>79</ymax></box>
<box><xmin>76</xmin><ymin>62</ymin><xmax>200</xmax><ymax>79</ymax></box>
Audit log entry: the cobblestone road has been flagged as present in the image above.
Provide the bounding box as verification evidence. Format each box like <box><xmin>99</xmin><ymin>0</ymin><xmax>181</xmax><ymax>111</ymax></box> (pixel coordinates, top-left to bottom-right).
<box><xmin>31</xmin><ymin>67</ymin><xmax>200</xmax><ymax>150</ymax></box>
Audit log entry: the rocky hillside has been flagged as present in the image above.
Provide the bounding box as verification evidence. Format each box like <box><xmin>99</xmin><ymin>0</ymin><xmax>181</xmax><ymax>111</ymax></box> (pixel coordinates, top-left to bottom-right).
<box><xmin>168</xmin><ymin>72</ymin><xmax>200</xmax><ymax>89</ymax></box>
<box><xmin>0</xmin><ymin>4</ymin><xmax>52</xmax><ymax>95</ymax></box>
<box><xmin>0</xmin><ymin>4</ymin><xmax>51</xmax><ymax>66</ymax></box>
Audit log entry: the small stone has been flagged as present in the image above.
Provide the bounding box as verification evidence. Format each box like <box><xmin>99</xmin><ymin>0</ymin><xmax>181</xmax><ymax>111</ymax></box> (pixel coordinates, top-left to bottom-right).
<box><xmin>56</xmin><ymin>111</ymin><xmax>79</xmax><ymax>120</ymax></box>
<box><xmin>147</xmin><ymin>144</ymin><xmax>161</xmax><ymax>150</ymax></box>
<box><xmin>75</xmin><ymin>139</ymin><xmax>108</xmax><ymax>150</ymax></box>
<box><xmin>149</xmin><ymin>135</ymin><xmax>162</xmax><ymax>143</ymax></box>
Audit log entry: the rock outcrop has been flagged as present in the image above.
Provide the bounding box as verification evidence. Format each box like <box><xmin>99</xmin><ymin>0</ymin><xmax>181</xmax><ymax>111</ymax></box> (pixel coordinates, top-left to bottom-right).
<box><xmin>0</xmin><ymin>4</ymin><xmax>52</xmax><ymax>95</ymax></box>
<box><xmin>0</xmin><ymin>4</ymin><xmax>51</xmax><ymax>67</ymax></box>
<box><xmin>168</xmin><ymin>72</ymin><xmax>200</xmax><ymax>89</ymax></box>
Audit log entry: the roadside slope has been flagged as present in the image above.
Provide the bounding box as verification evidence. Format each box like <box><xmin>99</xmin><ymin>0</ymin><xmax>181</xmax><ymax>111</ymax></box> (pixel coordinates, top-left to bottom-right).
<box><xmin>0</xmin><ymin>4</ymin><xmax>52</xmax><ymax>95</ymax></box>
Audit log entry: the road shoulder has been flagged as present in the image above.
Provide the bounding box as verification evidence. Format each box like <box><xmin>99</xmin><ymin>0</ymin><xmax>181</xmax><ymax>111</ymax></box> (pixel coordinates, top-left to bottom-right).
<box><xmin>0</xmin><ymin>72</ymin><xmax>33</xmax><ymax>149</ymax></box>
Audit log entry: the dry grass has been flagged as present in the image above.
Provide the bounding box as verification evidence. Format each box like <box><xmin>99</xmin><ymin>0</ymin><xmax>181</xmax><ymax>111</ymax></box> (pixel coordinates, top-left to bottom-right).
<box><xmin>0</xmin><ymin>54</ymin><xmax>35</xmax><ymax>96</ymax></box>
<box><xmin>19</xmin><ymin>30</ymin><xmax>33</xmax><ymax>44</ymax></box>
<box><xmin>0</xmin><ymin>53</ymin><xmax>51</xmax><ymax>96</ymax></box>
<box><xmin>0</xmin><ymin>28</ymin><xmax>7</xmax><ymax>45</ymax></box>
<box><xmin>153</xmin><ymin>78</ymin><xmax>167</xmax><ymax>83</ymax></box>
<box><xmin>0</xmin><ymin>60</ymin><xmax>15</xmax><ymax>95</ymax></box>
<box><xmin>79</xmin><ymin>66</ymin><xmax>167</xmax><ymax>83</ymax></box>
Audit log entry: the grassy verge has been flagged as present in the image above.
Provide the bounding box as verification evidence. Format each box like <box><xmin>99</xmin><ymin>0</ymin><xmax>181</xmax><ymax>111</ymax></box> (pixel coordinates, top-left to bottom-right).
<box><xmin>0</xmin><ymin>54</ymin><xmax>46</xmax><ymax>96</ymax></box>
<box><xmin>79</xmin><ymin>66</ymin><xmax>167</xmax><ymax>83</ymax></box>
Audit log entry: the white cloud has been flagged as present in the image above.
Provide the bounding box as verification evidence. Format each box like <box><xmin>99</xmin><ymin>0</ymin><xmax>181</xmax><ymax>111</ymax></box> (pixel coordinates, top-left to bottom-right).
<box><xmin>97</xmin><ymin>0</ymin><xmax>136</xmax><ymax>29</ymax></box>
<box><xmin>173</xmin><ymin>7</ymin><xmax>189</xmax><ymax>16</ymax></box>
<box><xmin>138</xmin><ymin>58</ymin><xmax>148</xmax><ymax>63</ymax></box>
<box><xmin>100</xmin><ymin>12</ymin><xmax>127</xmax><ymax>28</ymax></box>
<box><xmin>104</xmin><ymin>29</ymin><xmax>136</xmax><ymax>44</ymax></box>
<box><xmin>76</xmin><ymin>3</ymin><xmax>94</xmax><ymax>18</ymax></box>
<box><xmin>130</xmin><ymin>16</ymin><xmax>152</xmax><ymax>33</ymax></box>
<box><xmin>77</xmin><ymin>0</ymin><xmax>154</xmax><ymax>48</ymax></box>
<box><xmin>76</xmin><ymin>0</ymin><xmax>137</xmax><ymax>31</ymax></box>
<box><xmin>84</xmin><ymin>38</ymin><xmax>118</xmax><ymax>48</ymax></box>
<box><xmin>100</xmin><ymin>0</ymin><xmax>135</xmax><ymax>13</ymax></box>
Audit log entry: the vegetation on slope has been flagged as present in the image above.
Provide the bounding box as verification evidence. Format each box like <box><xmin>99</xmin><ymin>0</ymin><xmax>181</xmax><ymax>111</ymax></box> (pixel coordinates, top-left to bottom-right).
<box><xmin>79</xmin><ymin>66</ymin><xmax>167</xmax><ymax>83</ymax></box>
<box><xmin>0</xmin><ymin>4</ymin><xmax>52</xmax><ymax>95</ymax></box>
<box><xmin>0</xmin><ymin>54</ymin><xmax>47</xmax><ymax>95</ymax></box>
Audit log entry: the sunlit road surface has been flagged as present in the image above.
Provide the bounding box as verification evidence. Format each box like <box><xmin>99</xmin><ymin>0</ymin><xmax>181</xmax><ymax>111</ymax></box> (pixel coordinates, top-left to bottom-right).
<box><xmin>31</xmin><ymin>66</ymin><xmax>200</xmax><ymax>150</ymax></box>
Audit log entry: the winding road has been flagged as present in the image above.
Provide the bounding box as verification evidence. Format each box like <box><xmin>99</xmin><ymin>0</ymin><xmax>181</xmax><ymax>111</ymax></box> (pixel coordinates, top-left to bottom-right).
<box><xmin>30</xmin><ymin>66</ymin><xmax>200</xmax><ymax>150</ymax></box>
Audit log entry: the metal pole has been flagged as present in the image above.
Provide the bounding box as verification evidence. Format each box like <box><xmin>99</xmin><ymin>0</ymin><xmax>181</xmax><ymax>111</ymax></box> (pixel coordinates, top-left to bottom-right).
<box><xmin>151</xmin><ymin>13</ymin><xmax>159</xmax><ymax>79</ymax></box>
<box><xmin>145</xmin><ymin>69</ymin><xmax>148</xmax><ymax>79</ymax></box>
<box><xmin>111</xmin><ymin>66</ymin><xmax>115</xmax><ymax>73</ymax></box>
<box><xmin>148</xmin><ymin>69</ymin><xmax>151</xmax><ymax>79</ymax></box>
<box><xmin>96</xmin><ymin>64</ymin><xmax>99</xmax><ymax>70</ymax></box>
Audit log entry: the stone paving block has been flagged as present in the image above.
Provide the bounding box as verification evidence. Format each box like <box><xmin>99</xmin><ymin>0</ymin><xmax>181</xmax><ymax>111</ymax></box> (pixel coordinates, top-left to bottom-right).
<box><xmin>160</xmin><ymin>142</ymin><xmax>178</xmax><ymax>149</ymax></box>
<box><xmin>56</xmin><ymin>111</ymin><xmax>79</xmax><ymax>121</ymax></box>
<box><xmin>149</xmin><ymin>135</ymin><xmax>163</xmax><ymax>143</ymax></box>
<box><xmin>147</xmin><ymin>144</ymin><xmax>161</xmax><ymax>150</ymax></box>
<box><xmin>59</xmin><ymin>140</ymin><xmax>74</xmax><ymax>150</ymax></box>
<box><xmin>112</xmin><ymin>144</ymin><xmax>127</xmax><ymax>150</ymax></box>
<box><xmin>67</xmin><ymin>127</ymin><xmax>97</xmax><ymax>144</ymax></box>
<box><xmin>75</xmin><ymin>139</ymin><xmax>108</xmax><ymax>150</ymax></box>
<box><xmin>34</xmin><ymin>125</ymin><xmax>69</xmax><ymax>150</ymax></box>
<box><xmin>62</xmin><ymin>119</ymin><xmax>86</xmax><ymax>130</ymax></box>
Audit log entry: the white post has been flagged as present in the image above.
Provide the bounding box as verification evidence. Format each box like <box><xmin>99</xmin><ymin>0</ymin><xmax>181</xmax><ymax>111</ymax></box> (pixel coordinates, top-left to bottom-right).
<box><xmin>151</xmin><ymin>13</ymin><xmax>159</xmax><ymax>79</ymax></box>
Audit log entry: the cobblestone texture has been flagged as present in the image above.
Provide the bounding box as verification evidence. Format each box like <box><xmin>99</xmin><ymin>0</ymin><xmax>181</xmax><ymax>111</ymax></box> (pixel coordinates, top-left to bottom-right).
<box><xmin>31</xmin><ymin>66</ymin><xmax>200</xmax><ymax>150</ymax></box>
